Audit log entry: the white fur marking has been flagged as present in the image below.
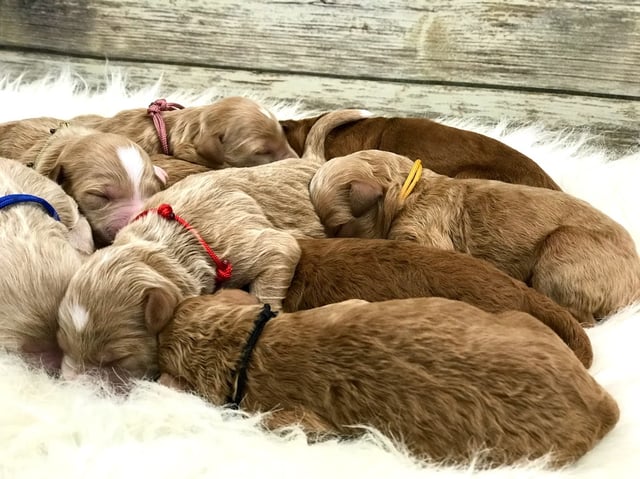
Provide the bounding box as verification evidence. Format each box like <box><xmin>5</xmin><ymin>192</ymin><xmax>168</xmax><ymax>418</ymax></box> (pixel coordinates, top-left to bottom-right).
<box><xmin>359</xmin><ymin>109</ymin><xmax>374</xmax><ymax>117</ymax></box>
<box><xmin>117</xmin><ymin>146</ymin><xmax>145</xmax><ymax>201</ymax></box>
<box><xmin>69</xmin><ymin>303</ymin><xmax>90</xmax><ymax>332</ymax></box>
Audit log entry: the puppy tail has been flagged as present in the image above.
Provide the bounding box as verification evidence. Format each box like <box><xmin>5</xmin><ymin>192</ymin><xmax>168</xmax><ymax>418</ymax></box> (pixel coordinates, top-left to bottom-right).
<box><xmin>302</xmin><ymin>109</ymin><xmax>373</xmax><ymax>163</ymax></box>
<box><xmin>523</xmin><ymin>290</ymin><xmax>594</xmax><ymax>369</ymax></box>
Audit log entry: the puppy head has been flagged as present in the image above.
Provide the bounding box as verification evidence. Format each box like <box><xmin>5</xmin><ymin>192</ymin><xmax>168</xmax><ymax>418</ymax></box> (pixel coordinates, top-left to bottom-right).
<box><xmin>57</xmin><ymin>244</ymin><xmax>183</xmax><ymax>385</ymax></box>
<box><xmin>193</xmin><ymin>96</ymin><xmax>299</xmax><ymax>168</ymax></box>
<box><xmin>309</xmin><ymin>150</ymin><xmax>415</xmax><ymax>238</ymax></box>
<box><xmin>37</xmin><ymin>133</ymin><xmax>167</xmax><ymax>246</ymax></box>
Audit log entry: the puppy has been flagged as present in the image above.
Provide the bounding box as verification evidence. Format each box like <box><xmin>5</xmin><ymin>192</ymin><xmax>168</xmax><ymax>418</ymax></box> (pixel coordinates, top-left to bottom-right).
<box><xmin>309</xmin><ymin>151</ymin><xmax>640</xmax><ymax>324</ymax></box>
<box><xmin>149</xmin><ymin>154</ymin><xmax>209</xmax><ymax>187</ymax></box>
<box><xmin>281</xmin><ymin>114</ymin><xmax>560</xmax><ymax>190</ymax></box>
<box><xmin>56</xmin><ymin>109</ymin><xmax>368</xmax><ymax>382</ymax></box>
<box><xmin>157</xmin><ymin>290</ymin><xmax>619</xmax><ymax>467</ymax></box>
<box><xmin>73</xmin><ymin>96</ymin><xmax>299</xmax><ymax>168</ymax></box>
<box><xmin>18</xmin><ymin>124</ymin><xmax>168</xmax><ymax>246</ymax></box>
<box><xmin>0</xmin><ymin>158</ymin><xmax>94</xmax><ymax>373</ymax></box>
<box><xmin>284</xmin><ymin>238</ymin><xmax>592</xmax><ymax>367</ymax></box>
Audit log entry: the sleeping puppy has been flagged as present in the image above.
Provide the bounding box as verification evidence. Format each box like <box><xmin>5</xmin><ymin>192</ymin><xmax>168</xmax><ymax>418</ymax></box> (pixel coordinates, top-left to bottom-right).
<box><xmin>73</xmin><ymin>96</ymin><xmax>298</xmax><ymax>168</ymax></box>
<box><xmin>281</xmin><ymin>114</ymin><xmax>560</xmax><ymax>190</ymax></box>
<box><xmin>56</xmin><ymin>109</ymin><xmax>368</xmax><ymax>383</ymax></box>
<box><xmin>284</xmin><ymin>238</ymin><xmax>592</xmax><ymax>367</ymax></box>
<box><xmin>149</xmin><ymin>154</ymin><xmax>209</xmax><ymax>187</ymax></box>
<box><xmin>157</xmin><ymin>290</ymin><xmax>619</xmax><ymax>468</ymax></box>
<box><xmin>309</xmin><ymin>150</ymin><xmax>640</xmax><ymax>324</ymax></box>
<box><xmin>18</xmin><ymin>125</ymin><xmax>167</xmax><ymax>246</ymax></box>
<box><xmin>0</xmin><ymin>158</ymin><xmax>94</xmax><ymax>373</ymax></box>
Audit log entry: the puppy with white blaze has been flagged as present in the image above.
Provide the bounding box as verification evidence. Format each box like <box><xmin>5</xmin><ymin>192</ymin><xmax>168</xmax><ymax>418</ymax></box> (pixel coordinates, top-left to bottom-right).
<box><xmin>17</xmin><ymin>124</ymin><xmax>168</xmax><ymax>246</ymax></box>
<box><xmin>56</xmin><ymin>109</ymin><xmax>368</xmax><ymax>384</ymax></box>
<box><xmin>0</xmin><ymin>158</ymin><xmax>94</xmax><ymax>373</ymax></box>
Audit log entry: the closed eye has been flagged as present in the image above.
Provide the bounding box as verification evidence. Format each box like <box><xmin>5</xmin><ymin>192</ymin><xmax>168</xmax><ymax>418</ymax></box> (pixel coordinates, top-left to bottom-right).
<box><xmin>87</xmin><ymin>191</ymin><xmax>110</xmax><ymax>201</ymax></box>
<box><xmin>84</xmin><ymin>192</ymin><xmax>111</xmax><ymax>208</ymax></box>
<box><xmin>98</xmin><ymin>353</ymin><xmax>132</xmax><ymax>368</ymax></box>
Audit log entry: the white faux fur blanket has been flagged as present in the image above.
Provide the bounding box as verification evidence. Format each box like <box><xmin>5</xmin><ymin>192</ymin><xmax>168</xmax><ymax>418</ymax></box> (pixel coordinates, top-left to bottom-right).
<box><xmin>0</xmin><ymin>69</ymin><xmax>639</xmax><ymax>479</ymax></box>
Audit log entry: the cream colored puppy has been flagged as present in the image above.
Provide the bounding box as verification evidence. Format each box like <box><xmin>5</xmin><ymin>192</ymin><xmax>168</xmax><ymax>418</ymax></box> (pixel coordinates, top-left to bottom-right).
<box><xmin>18</xmin><ymin>124</ymin><xmax>168</xmax><ymax>246</ymax></box>
<box><xmin>73</xmin><ymin>96</ymin><xmax>298</xmax><ymax>168</ymax></box>
<box><xmin>309</xmin><ymin>150</ymin><xmax>640</xmax><ymax>324</ymax></box>
<box><xmin>56</xmin><ymin>109</ymin><xmax>369</xmax><ymax>382</ymax></box>
<box><xmin>0</xmin><ymin>158</ymin><xmax>94</xmax><ymax>373</ymax></box>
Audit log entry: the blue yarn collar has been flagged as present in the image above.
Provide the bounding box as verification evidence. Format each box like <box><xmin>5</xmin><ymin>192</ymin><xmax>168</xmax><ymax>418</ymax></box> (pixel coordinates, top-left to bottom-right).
<box><xmin>0</xmin><ymin>194</ymin><xmax>61</xmax><ymax>221</ymax></box>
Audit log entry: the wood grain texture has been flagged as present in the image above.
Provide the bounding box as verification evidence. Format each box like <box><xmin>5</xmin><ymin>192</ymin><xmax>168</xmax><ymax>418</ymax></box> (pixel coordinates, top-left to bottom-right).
<box><xmin>0</xmin><ymin>0</ymin><xmax>639</xmax><ymax>98</ymax></box>
<box><xmin>1</xmin><ymin>50</ymin><xmax>637</xmax><ymax>152</ymax></box>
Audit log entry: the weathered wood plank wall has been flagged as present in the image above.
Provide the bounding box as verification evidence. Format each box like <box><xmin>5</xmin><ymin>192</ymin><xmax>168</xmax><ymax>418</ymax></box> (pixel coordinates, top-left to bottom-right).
<box><xmin>0</xmin><ymin>0</ymin><xmax>638</xmax><ymax>150</ymax></box>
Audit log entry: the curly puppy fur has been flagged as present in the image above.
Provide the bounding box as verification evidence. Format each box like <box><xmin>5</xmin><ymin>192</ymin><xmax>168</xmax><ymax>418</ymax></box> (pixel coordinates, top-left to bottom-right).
<box><xmin>56</xmin><ymin>109</ymin><xmax>368</xmax><ymax>383</ymax></box>
<box><xmin>0</xmin><ymin>158</ymin><xmax>94</xmax><ymax>373</ymax></box>
<box><xmin>284</xmin><ymin>238</ymin><xmax>592</xmax><ymax>367</ymax></box>
<box><xmin>281</xmin><ymin>114</ymin><xmax>560</xmax><ymax>190</ymax></box>
<box><xmin>1</xmin><ymin>119</ymin><xmax>168</xmax><ymax>246</ymax></box>
<box><xmin>73</xmin><ymin>96</ymin><xmax>298</xmax><ymax>168</ymax></box>
<box><xmin>158</xmin><ymin>290</ymin><xmax>618</xmax><ymax>468</ymax></box>
<box><xmin>309</xmin><ymin>150</ymin><xmax>640</xmax><ymax>324</ymax></box>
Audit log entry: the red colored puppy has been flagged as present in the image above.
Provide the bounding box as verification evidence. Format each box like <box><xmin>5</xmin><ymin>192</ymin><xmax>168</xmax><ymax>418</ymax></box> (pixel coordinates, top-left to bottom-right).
<box><xmin>283</xmin><ymin>238</ymin><xmax>592</xmax><ymax>367</ymax></box>
<box><xmin>158</xmin><ymin>289</ymin><xmax>618</xmax><ymax>468</ymax></box>
<box><xmin>282</xmin><ymin>114</ymin><xmax>559</xmax><ymax>189</ymax></box>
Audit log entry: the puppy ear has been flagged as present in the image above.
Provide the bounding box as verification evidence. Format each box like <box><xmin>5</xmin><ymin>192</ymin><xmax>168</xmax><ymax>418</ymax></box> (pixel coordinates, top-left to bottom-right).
<box><xmin>34</xmin><ymin>152</ymin><xmax>64</xmax><ymax>184</ymax></box>
<box><xmin>153</xmin><ymin>165</ymin><xmax>168</xmax><ymax>185</ymax></box>
<box><xmin>349</xmin><ymin>180</ymin><xmax>383</xmax><ymax>217</ymax></box>
<box><xmin>195</xmin><ymin>132</ymin><xmax>225</xmax><ymax>167</ymax></box>
<box><xmin>144</xmin><ymin>282</ymin><xmax>183</xmax><ymax>335</ymax></box>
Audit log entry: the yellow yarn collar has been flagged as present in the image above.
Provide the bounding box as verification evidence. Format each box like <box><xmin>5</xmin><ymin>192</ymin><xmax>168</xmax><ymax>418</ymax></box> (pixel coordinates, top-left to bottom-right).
<box><xmin>399</xmin><ymin>159</ymin><xmax>422</xmax><ymax>201</ymax></box>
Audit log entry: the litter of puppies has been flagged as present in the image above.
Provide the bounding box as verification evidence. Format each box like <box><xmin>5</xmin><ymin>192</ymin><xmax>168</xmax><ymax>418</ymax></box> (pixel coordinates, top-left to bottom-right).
<box><xmin>1</xmin><ymin>97</ymin><xmax>637</xmax><ymax>468</ymax></box>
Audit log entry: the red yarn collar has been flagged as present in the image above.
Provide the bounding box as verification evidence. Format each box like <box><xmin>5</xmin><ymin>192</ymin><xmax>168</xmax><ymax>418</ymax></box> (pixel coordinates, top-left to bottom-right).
<box><xmin>133</xmin><ymin>203</ymin><xmax>232</xmax><ymax>284</ymax></box>
<box><xmin>147</xmin><ymin>99</ymin><xmax>185</xmax><ymax>155</ymax></box>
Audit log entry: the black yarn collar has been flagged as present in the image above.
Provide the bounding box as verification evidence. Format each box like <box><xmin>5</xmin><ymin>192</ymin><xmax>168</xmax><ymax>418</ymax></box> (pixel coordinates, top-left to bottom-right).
<box><xmin>226</xmin><ymin>304</ymin><xmax>277</xmax><ymax>409</ymax></box>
